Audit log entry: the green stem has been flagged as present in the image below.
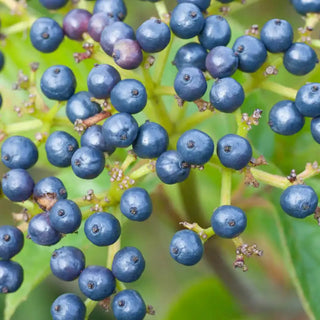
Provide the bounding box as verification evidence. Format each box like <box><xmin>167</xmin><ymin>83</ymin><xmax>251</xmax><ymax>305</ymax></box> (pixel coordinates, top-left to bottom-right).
<box><xmin>260</xmin><ymin>81</ymin><xmax>297</xmax><ymax>100</ymax></box>
<box><xmin>175</xmin><ymin>110</ymin><xmax>213</xmax><ymax>133</ymax></box>
<box><xmin>250</xmin><ymin>168</ymin><xmax>290</xmax><ymax>189</ymax></box>
<box><xmin>2</xmin><ymin>19</ymin><xmax>36</xmax><ymax>35</ymax></box>
<box><xmin>153</xmin><ymin>86</ymin><xmax>175</xmax><ymax>96</ymax></box>
<box><xmin>84</xmin><ymin>299</ymin><xmax>97</xmax><ymax>320</ymax></box>
<box><xmin>154</xmin><ymin>1</ymin><xmax>168</xmax><ymax>19</ymax></box>
<box><xmin>5</xmin><ymin>119</ymin><xmax>43</xmax><ymax>134</ymax></box>
<box><xmin>311</xmin><ymin>39</ymin><xmax>320</xmax><ymax>48</ymax></box>
<box><xmin>235</xmin><ymin>109</ymin><xmax>248</xmax><ymax>137</ymax></box>
<box><xmin>220</xmin><ymin>167</ymin><xmax>232</xmax><ymax>206</ymax></box>
<box><xmin>129</xmin><ymin>162</ymin><xmax>154</xmax><ymax>181</ymax></box>
<box><xmin>107</xmin><ymin>238</ymin><xmax>121</xmax><ymax>269</ymax></box>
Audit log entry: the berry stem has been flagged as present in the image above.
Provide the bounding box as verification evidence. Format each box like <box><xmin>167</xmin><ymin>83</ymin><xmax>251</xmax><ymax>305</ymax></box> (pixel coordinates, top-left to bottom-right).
<box><xmin>154</xmin><ymin>1</ymin><xmax>169</xmax><ymax>21</ymax></box>
<box><xmin>5</xmin><ymin>119</ymin><xmax>43</xmax><ymax>134</ymax></box>
<box><xmin>250</xmin><ymin>167</ymin><xmax>290</xmax><ymax>189</ymax></box>
<box><xmin>260</xmin><ymin>81</ymin><xmax>297</xmax><ymax>100</ymax></box>
<box><xmin>220</xmin><ymin>167</ymin><xmax>232</xmax><ymax>206</ymax></box>
<box><xmin>235</xmin><ymin>109</ymin><xmax>249</xmax><ymax>137</ymax></box>
<box><xmin>107</xmin><ymin>238</ymin><xmax>121</xmax><ymax>269</ymax></box>
<box><xmin>84</xmin><ymin>299</ymin><xmax>97</xmax><ymax>320</ymax></box>
<box><xmin>153</xmin><ymin>86</ymin><xmax>176</xmax><ymax>96</ymax></box>
<box><xmin>129</xmin><ymin>162</ymin><xmax>155</xmax><ymax>181</ymax></box>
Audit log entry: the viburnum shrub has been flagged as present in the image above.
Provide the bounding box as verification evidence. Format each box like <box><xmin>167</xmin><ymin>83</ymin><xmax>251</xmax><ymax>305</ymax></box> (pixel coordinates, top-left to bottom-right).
<box><xmin>1</xmin><ymin>0</ymin><xmax>320</xmax><ymax>319</ymax></box>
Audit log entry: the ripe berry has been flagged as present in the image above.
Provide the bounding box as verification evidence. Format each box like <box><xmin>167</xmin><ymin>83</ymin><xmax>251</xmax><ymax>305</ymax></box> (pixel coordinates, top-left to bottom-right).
<box><xmin>280</xmin><ymin>185</ymin><xmax>318</xmax><ymax>218</ymax></box>
<box><xmin>120</xmin><ymin>187</ymin><xmax>153</xmax><ymax>221</ymax></box>
<box><xmin>0</xmin><ymin>225</ymin><xmax>24</xmax><ymax>260</ymax></box>
<box><xmin>170</xmin><ymin>229</ymin><xmax>203</xmax><ymax>266</ymax></box>
<box><xmin>88</xmin><ymin>13</ymin><xmax>119</xmax><ymax>42</ymax></box>
<box><xmin>198</xmin><ymin>15</ymin><xmax>231</xmax><ymax>50</ymax></box>
<box><xmin>112</xmin><ymin>246</ymin><xmax>145</xmax><ymax>282</ymax></box>
<box><xmin>311</xmin><ymin>116</ymin><xmax>320</xmax><ymax>143</ymax></box>
<box><xmin>268</xmin><ymin>100</ymin><xmax>305</xmax><ymax>135</ymax></box>
<box><xmin>217</xmin><ymin>134</ymin><xmax>252</xmax><ymax>170</ymax></box>
<box><xmin>63</xmin><ymin>9</ymin><xmax>92</xmax><ymax>41</ymax></box>
<box><xmin>210</xmin><ymin>77</ymin><xmax>244</xmax><ymax>113</ymax></box>
<box><xmin>39</xmin><ymin>0</ymin><xmax>68</xmax><ymax>9</ymax></box>
<box><xmin>78</xmin><ymin>265</ymin><xmax>115</xmax><ymax>301</ymax></box>
<box><xmin>291</xmin><ymin>0</ymin><xmax>320</xmax><ymax>15</ymax></box>
<box><xmin>174</xmin><ymin>67</ymin><xmax>207</xmax><ymax>101</ymax></box>
<box><xmin>45</xmin><ymin>131</ymin><xmax>79</xmax><ymax>168</ymax></box>
<box><xmin>1</xmin><ymin>135</ymin><xmax>38</xmax><ymax>169</ymax></box>
<box><xmin>50</xmin><ymin>246</ymin><xmax>85</xmax><ymax>281</ymax></box>
<box><xmin>2</xmin><ymin>169</ymin><xmax>34</xmax><ymax>202</ymax></box>
<box><xmin>84</xmin><ymin>212</ymin><xmax>121</xmax><ymax>246</ymax></box>
<box><xmin>93</xmin><ymin>0</ymin><xmax>127</xmax><ymax>20</ymax></box>
<box><xmin>132</xmin><ymin>121</ymin><xmax>169</xmax><ymax>159</ymax></box>
<box><xmin>211</xmin><ymin>205</ymin><xmax>247</xmax><ymax>238</ymax></box>
<box><xmin>0</xmin><ymin>260</ymin><xmax>23</xmax><ymax>293</ymax></box>
<box><xmin>51</xmin><ymin>293</ymin><xmax>86</xmax><ymax>320</ymax></box>
<box><xmin>177</xmin><ymin>0</ymin><xmax>211</xmax><ymax>11</ymax></box>
<box><xmin>40</xmin><ymin>65</ymin><xmax>76</xmax><ymax>101</ymax></box>
<box><xmin>156</xmin><ymin>150</ymin><xmax>190</xmax><ymax>184</ymax></box>
<box><xmin>295</xmin><ymin>83</ymin><xmax>320</xmax><ymax>117</ymax></box>
<box><xmin>112</xmin><ymin>289</ymin><xmax>147</xmax><ymax>320</ymax></box>
<box><xmin>30</xmin><ymin>17</ymin><xmax>64</xmax><ymax>53</ymax></box>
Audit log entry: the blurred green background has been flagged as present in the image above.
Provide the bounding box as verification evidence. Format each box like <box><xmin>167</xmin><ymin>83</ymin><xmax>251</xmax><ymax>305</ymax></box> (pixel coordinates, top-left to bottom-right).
<box><xmin>1</xmin><ymin>0</ymin><xmax>320</xmax><ymax>319</ymax></box>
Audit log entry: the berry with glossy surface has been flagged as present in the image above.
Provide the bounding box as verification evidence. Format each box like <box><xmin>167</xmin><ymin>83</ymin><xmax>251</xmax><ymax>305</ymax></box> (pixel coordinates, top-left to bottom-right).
<box><xmin>217</xmin><ymin>134</ymin><xmax>252</xmax><ymax>170</ymax></box>
<box><xmin>177</xmin><ymin>0</ymin><xmax>211</xmax><ymax>11</ymax></box>
<box><xmin>63</xmin><ymin>9</ymin><xmax>92</xmax><ymax>41</ymax></box>
<box><xmin>132</xmin><ymin>121</ymin><xmax>169</xmax><ymax>159</ymax></box>
<box><xmin>112</xmin><ymin>290</ymin><xmax>147</xmax><ymax>320</ymax></box>
<box><xmin>211</xmin><ymin>205</ymin><xmax>247</xmax><ymax>238</ymax></box>
<box><xmin>1</xmin><ymin>135</ymin><xmax>38</xmax><ymax>169</ymax></box>
<box><xmin>295</xmin><ymin>83</ymin><xmax>320</xmax><ymax>117</ymax></box>
<box><xmin>174</xmin><ymin>67</ymin><xmax>207</xmax><ymax>101</ymax></box>
<box><xmin>84</xmin><ymin>212</ymin><xmax>121</xmax><ymax>246</ymax></box>
<box><xmin>45</xmin><ymin>131</ymin><xmax>79</xmax><ymax>167</ymax></box>
<box><xmin>88</xmin><ymin>12</ymin><xmax>119</xmax><ymax>42</ymax></box>
<box><xmin>51</xmin><ymin>293</ymin><xmax>86</xmax><ymax>320</ymax></box>
<box><xmin>170</xmin><ymin>229</ymin><xmax>203</xmax><ymax>266</ymax></box>
<box><xmin>41</xmin><ymin>65</ymin><xmax>76</xmax><ymax>101</ymax></box>
<box><xmin>0</xmin><ymin>260</ymin><xmax>23</xmax><ymax>293</ymax></box>
<box><xmin>2</xmin><ymin>169</ymin><xmax>34</xmax><ymax>202</ymax></box>
<box><xmin>78</xmin><ymin>265</ymin><xmax>115</xmax><ymax>301</ymax></box>
<box><xmin>120</xmin><ymin>187</ymin><xmax>152</xmax><ymax>221</ymax></box>
<box><xmin>39</xmin><ymin>0</ymin><xmax>68</xmax><ymax>9</ymax></box>
<box><xmin>156</xmin><ymin>150</ymin><xmax>190</xmax><ymax>184</ymax></box>
<box><xmin>311</xmin><ymin>116</ymin><xmax>320</xmax><ymax>143</ymax></box>
<box><xmin>170</xmin><ymin>3</ymin><xmax>205</xmax><ymax>39</ymax></box>
<box><xmin>102</xmin><ymin>113</ymin><xmax>138</xmax><ymax>148</ymax></box>
<box><xmin>283</xmin><ymin>42</ymin><xmax>318</xmax><ymax>76</ymax></box>
<box><xmin>87</xmin><ymin>64</ymin><xmax>121</xmax><ymax>99</ymax></box>
<box><xmin>280</xmin><ymin>185</ymin><xmax>318</xmax><ymax>218</ymax></box>
<box><xmin>30</xmin><ymin>17</ymin><xmax>64</xmax><ymax>53</ymax></box>
<box><xmin>232</xmin><ymin>35</ymin><xmax>267</xmax><ymax>73</ymax></box>
<box><xmin>93</xmin><ymin>0</ymin><xmax>127</xmax><ymax>20</ymax></box>
<box><xmin>291</xmin><ymin>0</ymin><xmax>320</xmax><ymax>14</ymax></box>
<box><xmin>0</xmin><ymin>225</ymin><xmax>24</xmax><ymax>260</ymax></box>
<box><xmin>112</xmin><ymin>246</ymin><xmax>145</xmax><ymax>282</ymax></box>
<box><xmin>198</xmin><ymin>15</ymin><xmax>231</xmax><ymax>50</ymax></box>
<box><xmin>49</xmin><ymin>199</ymin><xmax>82</xmax><ymax>234</ymax></box>
<box><xmin>210</xmin><ymin>77</ymin><xmax>244</xmax><ymax>113</ymax></box>
<box><xmin>50</xmin><ymin>246</ymin><xmax>85</xmax><ymax>281</ymax></box>
<box><xmin>268</xmin><ymin>100</ymin><xmax>305</xmax><ymax>135</ymax></box>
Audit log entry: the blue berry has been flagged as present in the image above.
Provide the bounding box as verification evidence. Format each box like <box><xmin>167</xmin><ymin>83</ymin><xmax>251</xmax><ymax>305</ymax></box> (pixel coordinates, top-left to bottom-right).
<box><xmin>81</xmin><ymin>125</ymin><xmax>115</xmax><ymax>154</ymax></box>
<box><xmin>30</xmin><ymin>17</ymin><xmax>64</xmax><ymax>53</ymax></box>
<box><xmin>100</xmin><ymin>22</ymin><xmax>135</xmax><ymax>56</ymax></box>
<box><xmin>111</xmin><ymin>79</ymin><xmax>147</xmax><ymax>114</ymax></box>
<box><xmin>177</xmin><ymin>0</ymin><xmax>211</xmax><ymax>11</ymax></box>
<box><xmin>2</xmin><ymin>169</ymin><xmax>34</xmax><ymax>202</ymax></box>
<box><xmin>45</xmin><ymin>131</ymin><xmax>79</xmax><ymax>167</ymax></box>
<box><xmin>283</xmin><ymin>42</ymin><xmax>318</xmax><ymax>76</ymax></box>
<box><xmin>177</xmin><ymin>129</ymin><xmax>214</xmax><ymax>165</ymax></box>
<box><xmin>295</xmin><ymin>83</ymin><xmax>320</xmax><ymax>117</ymax></box>
<box><xmin>63</xmin><ymin>9</ymin><xmax>92</xmax><ymax>41</ymax></box>
<box><xmin>173</xmin><ymin>42</ymin><xmax>207</xmax><ymax>71</ymax></box>
<box><xmin>260</xmin><ymin>19</ymin><xmax>293</xmax><ymax>53</ymax></box>
<box><xmin>66</xmin><ymin>91</ymin><xmax>102</xmax><ymax>124</ymax></box>
<box><xmin>311</xmin><ymin>116</ymin><xmax>320</xmax><ymax>143</ymax></box>
<box><xmin>71</xmin><ymin>146</ymin><xmax>105</xmax><ymax>179</ymax></box>
<box><xmin>174</xmin><ymin>67</ymin><xmax>207</xmax><ymax>101</ymax></box>
<box><xmin>112</xmin><ymin>39</ymin><xmax>143</xmax><ymax>70</ymax></box>
<box><xmin>1</xmin><ymin>135</ymin><xmax>38</xmax><ymax>169</ymax></box>
<box><xmin>39</xmin><ymin>0</ymin><xmax>68</xmax><ymax>9</ymax></box>
<box><xmin>112</xmin><ymin>289</ymin><xmax>147</xmax><ymax>320</ymax></box>
<box><xmin>49</xmin><ymin>199</ymin><xmax>82</xmax><ymax>234</ymax></box>
<box><xmin>0</xmin><ymin>260</ymin><xmax>23</xmax><ymax>293</ymax></box>
<box><xmin>84</xmin><ymin>212</ymin><xmax>121</xmax><ymax>246</ymax></box>
<box><xmin>232</xmin><ymin>35</ymin><xmax>267</xmax><ymax>73</ymax></box>
<box><xmin>170</xmin><ymin>3</ymin><xmax>205</xmax><ymax>39</ymax></box>
<box><xmin>41</xmin><ymin>65</ymin><xmax>76</xmax><ymax>101</ymax></box>
<box><xmin>0</xmin><ymin>93</ymin><xmax>2</xmax><ymax>108</ymax></box>
<box><xmin>112</xmin><ymin>246</ymin><xmax>145</xmax><ymax>282</ymax></box>
<box><xmin>120</xmin><ymin>187</ymin><xmax>152</xmax><ymax>222</ymax></box>
<box><xmin>78</xmin><ymin>265</ymin><xmax>115</xmax><ymax>301</ymax></box>
<box><xmin>280</xmin><ymin>185</ymin><xmax>318</xmax><ymax>218</ymax></box>
<box><xmin>87</xmin><ymin>64</ymin><xmax>121</xmax><ymax>99</ymax></box>
<box><xmin>28</xmin><ymin>213</ymin><xmax>61</xmax><ymax>246</ymax></box>
<box><xmin>211</xmin><ymin>205</ymin><xmax>247</xmax><ymax>238</ymax></box>
<box><xmin>198</xmin><ymin>15</ymin><xmax>231</xmax><ymax>50</ymax></box>
<box><xmin>51</xmin><ymin>293</ymin><xmax>86</xmax><ymax>320</ymax></box>
<box><xmin>88</xmin><ymin>13</ymin><xmax>119</xmax><ymax>42</ymax></box>
<box><xmin>209</xmin><ymin>77</ymin><xmax>244</xmax><ymax>113</ymax></box>
<box><xmin>0</xmin><ymin>50</ymin><xmax>4</xmax><ymax>71</ymax></box>
<box><xmin>93</xmin><ymin>0</ymin><xmax>127</xmax><ymax>20</ymax></box>
<box><xmin>132</xmin><ymin>121</ymin><xmax>169</xmax><ymax>159</ymax></box>
<box><xmin>0</xmin><ymin>225</ymin><xmax>24</xmax><ymax>260</ymax></box>
<box><xmin>50</xmin><ymin>246</ymin><xmax>85</xmax><ymax>281</ymax></box>
<box><xmin>170</xmin><ymin>229</ymin><xmax>203</xmax><ymax>266</ymax></box>
<box><xmin>102</xmin><ymin>113</ymin><xmax>138</xmax><ymax>148</ymax></box>
<box><xmin>268</xmin><ymin>100</ymin><xmax>305</xmax><ymax>135</ymax></box>
<box><xmin>205</xmin><ymin>46</ymin><xmax>238</xmax><ymax>79</ymax></box>
<box><xmin>291</xmin><ymin>0</ymin><xmax>320</xmax><ymax>14</ymax></box>
<box><xmin>156</xmin><ymin>150</ymin><xmax>190</xmax><ymax>184</ymax></box>
<box><xmin>136</xmin><ymin>18</ymin><xmax>171</xmax><ymax>53</ymax></box>
<box><xmin>217</xmin><ymin>134</ymin><xmax>252</xmax><ymax>170</ymax></box>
